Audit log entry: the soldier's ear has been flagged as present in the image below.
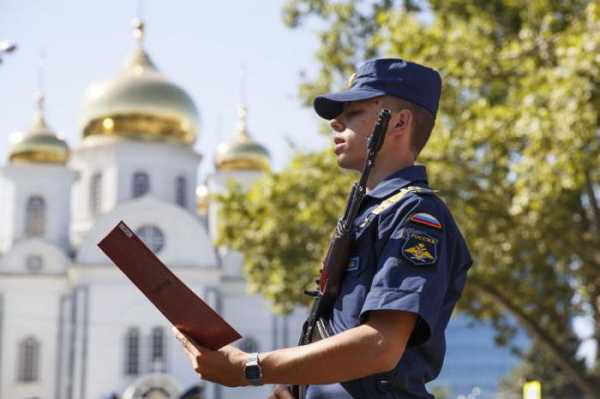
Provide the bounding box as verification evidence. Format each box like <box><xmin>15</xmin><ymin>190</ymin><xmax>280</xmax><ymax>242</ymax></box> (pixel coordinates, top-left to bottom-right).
<box><xmin>388</xmin><ymin>109</ymin><xmax>412</xmax><ymax>137</ymax></box>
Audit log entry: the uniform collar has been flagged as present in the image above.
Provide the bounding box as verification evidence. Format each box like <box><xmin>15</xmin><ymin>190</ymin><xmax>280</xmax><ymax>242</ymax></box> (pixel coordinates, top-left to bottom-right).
<box><xmin>366</xmin><ymin>165</ymin><xmax>428</xmax><ymax>199</ymax></box>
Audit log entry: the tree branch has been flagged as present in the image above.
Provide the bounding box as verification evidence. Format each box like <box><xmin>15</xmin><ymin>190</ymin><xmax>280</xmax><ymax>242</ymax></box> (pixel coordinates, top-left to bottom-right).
<box><xmin>584</xmin><ymin>167</ymin><xmax>600</xmax><ymax>233</ymax></box>
<box><xmin>471</xmin><ymin>278</ymin><xmax>600</xmax><ymax>397</ymax></box>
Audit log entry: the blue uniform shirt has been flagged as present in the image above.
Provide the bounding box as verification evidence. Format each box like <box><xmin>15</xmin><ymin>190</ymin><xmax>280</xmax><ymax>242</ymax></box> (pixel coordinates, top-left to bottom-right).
<box><xmin>306</xmin><ymin>165</ymin><xmax>472</xmax><ymax>399</ymax></box>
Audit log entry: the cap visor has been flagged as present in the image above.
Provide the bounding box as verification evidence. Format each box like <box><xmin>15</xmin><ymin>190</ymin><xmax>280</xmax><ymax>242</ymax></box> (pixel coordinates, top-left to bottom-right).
<box><xmin>313</xmin><ymin>89</ymin><xmax>384</xmax><ymax>119</ymax></box>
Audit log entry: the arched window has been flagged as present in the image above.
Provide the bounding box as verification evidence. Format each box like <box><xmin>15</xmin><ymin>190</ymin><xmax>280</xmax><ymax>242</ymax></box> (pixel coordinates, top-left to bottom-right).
<box><xmin>25</xmin><ymin>196</ymin><xmax>46</xmax><ymax>237</ymax></box>
<box><xmin>17</xmin><ymin>336</ymin><xmax>40</xmax><ymax>382</ymax></box>
<box><xmin>132</xmin><ymin>171</ymin><xmax>150</xmax><ymax>198</ymax></box>
<box><xmin>25</xmin><ymin>255</ymin><xmax>43</xmax><ymax>273</ymax></box>
<box><xmin>136</xmin><ymin>225</ymin><xmax>165</xmax><ymax>254</ymax></box>
<box><xmin>90</xmin><ymin>172</ymin><xmax>102</xmax><ymax>215</ymax></box>
<box><xmin>124</xmin><ymin>328</ymin><xmax>140</xmax><ymax>376</ymax></box>
<box><xmin>151</xmin><ymin>327</ymin><xmax>166</xmax><ymax>372</ymax></box>
<box><xmin>175</xmin><ymin>175</ymin><xmax>187</xmax><ymax>207</ymax></box>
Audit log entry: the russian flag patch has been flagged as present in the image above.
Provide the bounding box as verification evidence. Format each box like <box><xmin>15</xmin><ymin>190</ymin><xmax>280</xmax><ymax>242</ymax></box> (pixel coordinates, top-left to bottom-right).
<box><xmin>409</xmin><ymin>212</ymin><xmax>442</xmax><ymax>230</ymax></box>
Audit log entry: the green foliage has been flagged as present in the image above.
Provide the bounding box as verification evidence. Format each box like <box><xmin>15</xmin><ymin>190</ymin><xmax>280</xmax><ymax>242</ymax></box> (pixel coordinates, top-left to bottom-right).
<box><xmin>428</xmin><ymin>385</ymin><xmax>451</xmax><ymax>399</ymax></box>
<box><xmin>218</xmin><ymin>0</ymin><xmax>600</xmax><ymax>394</ymax></box>
<box><xmin>499</xmin><ymin>340</ymin><xmax>585</xmax><ymax>398</ymax></box>
<box><xmin>216</xmin><ymin>152</ymin><xmax>354</xmax><ymax>313</ymax></box>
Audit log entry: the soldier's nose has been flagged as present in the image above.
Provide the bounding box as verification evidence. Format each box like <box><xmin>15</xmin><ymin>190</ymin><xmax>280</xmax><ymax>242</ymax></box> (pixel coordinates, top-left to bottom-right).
<box><xmin>330</xmin><ymin>119</ymin><xmax>344</xmax><ymax>132</ymax></box>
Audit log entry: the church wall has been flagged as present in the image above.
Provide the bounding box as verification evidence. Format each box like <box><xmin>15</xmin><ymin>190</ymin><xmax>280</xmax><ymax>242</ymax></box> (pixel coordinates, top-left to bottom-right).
<box><xmin>67</xmin><ymin>266</ymin><xmax>221</xmax><ymax>399</ymax></box>
<box><xmin>74</xmin><ymin>197</ymin><xmax>218</xmax><ymax>268</ymax></box>
<box><xmin>220</xmin><ymin>250</ymin><xmax>244</xmax><ymax>278</ymax></box>
<box><xmin>0</xmin><ymin>165</ymin><xmax>76</xmax><ymax>252</ymax></box>
<box><xmin>68</xmin><ymin>285</ymin><xmax>90</xmax><ymax>399</ymax></box>
<box><xmin>55</xmin><ymin>293</ymin><xmax>72</xmax><ymax>399</ymax></box>
<box><xmin>165</xmin><ymin>280</ymin><xmax>221</xmax><ymax>399</ymax></box>
<box><xmin>0</xmin><ymin>176</ymin><xmax>15</xmax><ymax>254</ymax></box>
<box><xmin>113</xmin><ymin>140</ymin><xmax>201</xmax><ymax>212</ymax></box>
<box><xmin>70</xmin><ymin>140</ymin><xmax>119</xmax><ymax>241</ymax></box>
<box><xmin>0</xmin><ymin>156</ymin><xmax>308</xmax><ymax>399</ymax></box>
<box><xmin>0</xmin><ymin>22</ymin><xmax>302</xmax><ymax>398</ymax></box>
<box><xmin>70</xmin><ymin>138</ymin><xmax>202</xmax><ymax>247</ymax></box>
<box><xmin>84</xmin><ymin>283</ymin><xmax>170</xmax><ymax>398</ymax></box>
<box><xmin>0</xmin><ymin>275</ymin><xmax>67</xmax><ymax>399</ymax></box>
<box><xmin>0</xmin><ymin>238</ymin><xmax>70</xmax><ymax>275</ymax></box>
<box><xmin>218</xmin><ymin>282</ymin><xmax>278</xmax><ymax>399</ymax></box>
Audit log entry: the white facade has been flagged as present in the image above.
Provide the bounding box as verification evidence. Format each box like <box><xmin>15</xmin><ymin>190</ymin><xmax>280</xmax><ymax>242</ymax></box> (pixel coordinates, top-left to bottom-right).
<box><xmin>0</xmin><ymin>19</ymin><xmax>308</xmax><ymax>397</ymax></box>
<box><xmin>0</xmin><ymin>164</ymin><xmax>77</xmax><ymax>253</ymax></box>
<box><xmin>0</xmin><ymin>136</ymin><xmax>305</xmax><ymax>399</ymax></box>
<box><xmin>70</xmin><ymin>136</ymin><xmax>202</xmax><ymax>246</ymax></box>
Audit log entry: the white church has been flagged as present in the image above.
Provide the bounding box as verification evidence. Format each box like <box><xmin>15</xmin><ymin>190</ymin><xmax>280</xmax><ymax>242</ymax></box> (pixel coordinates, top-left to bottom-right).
<box><xmin>0</xmin><ymin>18</ymin><xmax>305</xmax><ymax>399</ymax></box>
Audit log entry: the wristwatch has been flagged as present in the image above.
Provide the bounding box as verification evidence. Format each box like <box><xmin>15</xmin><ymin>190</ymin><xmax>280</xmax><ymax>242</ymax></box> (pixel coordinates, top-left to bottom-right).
<box><xmin>244</xmin><ymin>352</ymin><xmax>263</xmax><ymax>386</ymax></box>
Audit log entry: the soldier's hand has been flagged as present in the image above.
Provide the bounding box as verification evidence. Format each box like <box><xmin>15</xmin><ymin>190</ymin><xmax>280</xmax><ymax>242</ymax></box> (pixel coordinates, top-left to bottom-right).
<box><xmin>173</xmin><ymin>327</ymin><xmax>248</xmax><ymax>387</ymax></box>
<box><xmin>268</xmin><ymin>384</ymin><xmax>293</xmax><ymax>399</ymax></box>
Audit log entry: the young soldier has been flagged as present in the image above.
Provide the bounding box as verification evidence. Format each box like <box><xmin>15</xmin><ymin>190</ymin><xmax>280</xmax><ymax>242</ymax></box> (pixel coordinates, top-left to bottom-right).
<box><xmin>174</xmin><ymin>58</ymin><xmax>473</xmax><ymax>398</ymax></box>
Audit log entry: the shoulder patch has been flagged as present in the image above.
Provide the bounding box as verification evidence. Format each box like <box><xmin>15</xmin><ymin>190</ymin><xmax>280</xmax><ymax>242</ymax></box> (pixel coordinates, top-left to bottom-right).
<box><xmin>409</xmin><ymin>212</ymin><xmax>442</xmax><ymax>230</ymax></box>
<box><xmin>402</xmin><ymin>231</ymin><xmax>438</xmax><ymax>266</ymax></box>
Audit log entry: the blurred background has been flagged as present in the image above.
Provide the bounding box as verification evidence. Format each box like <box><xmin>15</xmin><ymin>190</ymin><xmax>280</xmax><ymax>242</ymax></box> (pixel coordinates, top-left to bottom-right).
<box><xmin>1</xmin><ymin>1</ymin><xmax>598</xmax><ymax>398</ymax></box>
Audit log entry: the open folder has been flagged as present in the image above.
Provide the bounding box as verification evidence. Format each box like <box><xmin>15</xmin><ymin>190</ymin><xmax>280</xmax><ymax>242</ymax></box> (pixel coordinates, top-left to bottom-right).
<box><xmin>97</xmin><ymin>220</ymin><xmax>242</xmax><ymax>350</ymax></box>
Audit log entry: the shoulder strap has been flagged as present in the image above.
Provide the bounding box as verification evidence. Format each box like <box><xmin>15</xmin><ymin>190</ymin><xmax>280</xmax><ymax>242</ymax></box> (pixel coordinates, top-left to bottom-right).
<box><xmin>359</xmin><ymin>186</ymin><xmax>436</xmax><ymax>228</ymax></box>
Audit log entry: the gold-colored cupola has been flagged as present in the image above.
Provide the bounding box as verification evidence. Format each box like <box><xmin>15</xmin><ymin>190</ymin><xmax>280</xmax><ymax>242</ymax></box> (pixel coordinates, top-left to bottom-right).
<box><xmin>215</xmin><ymin>105</ymin><xmax>271</xmax><ymax>172</ymax></box>
<box><xmin>80</xmin><ymin>18</ymin><xmax>199</xmax><ymax>146</ymax></box>
<box><xmin>8</xmin><ymin>92</ymin><xmax>70</xmax><ymax>165</ymax></box>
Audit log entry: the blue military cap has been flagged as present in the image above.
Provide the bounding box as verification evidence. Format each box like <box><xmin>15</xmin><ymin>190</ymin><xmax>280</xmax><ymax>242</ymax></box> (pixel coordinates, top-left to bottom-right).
<box><xmin>313</xmin><ymin>58</ymin><xmax>442</xmax><ymax>120</ymax></box>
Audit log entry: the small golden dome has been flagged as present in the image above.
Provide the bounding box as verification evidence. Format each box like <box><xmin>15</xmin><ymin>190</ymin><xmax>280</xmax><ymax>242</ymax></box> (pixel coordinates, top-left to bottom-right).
<box><xmin>196</xmin><ymin>184</ymin><xmax>209</xmax><ymax>215</ymax></box>
<box><xmin>9</xmin><ymin>93</ymin><xmax>69</xmax><ymax>165</ymax></box>
<box><xmin>80</xmin><ymin>19</ymin><xmax>199</xmax><ymax>146</ymax></box>
<box><xmin>215</xmin><ymin>106</ymin><xmax>270</xmax><ymax>172</ymax></box>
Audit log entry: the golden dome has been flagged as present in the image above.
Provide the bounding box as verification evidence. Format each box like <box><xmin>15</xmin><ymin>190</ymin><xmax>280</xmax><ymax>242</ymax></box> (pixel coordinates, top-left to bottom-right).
<box><xmin>80</xmin><ymin>19</ymin><xmax>199</xmax><ymax>146</ymax></box>
<box><xmin>215</xmin><ymin>106</ymin><xmax>271</xmax><ymax>172</ymax></box>
<box><xmin>9</xmin><ymin>93</ymin><xmax>69</xmax><ymax>165</ymax></box>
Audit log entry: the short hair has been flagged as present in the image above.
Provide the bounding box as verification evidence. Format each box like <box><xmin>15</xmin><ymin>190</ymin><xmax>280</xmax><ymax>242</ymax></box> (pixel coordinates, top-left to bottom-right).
<box><xmin>381</xmin><ymin>96</ymin><xmax>435</xmax><ymax>157</ymax></box>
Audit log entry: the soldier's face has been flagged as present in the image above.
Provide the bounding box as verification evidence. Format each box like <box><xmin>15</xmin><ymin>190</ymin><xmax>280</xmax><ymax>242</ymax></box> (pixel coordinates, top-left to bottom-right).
<box><xmin>329</xmin><ymin>98</ymin><xmax>381</xmax><ymax>171</ymax></box>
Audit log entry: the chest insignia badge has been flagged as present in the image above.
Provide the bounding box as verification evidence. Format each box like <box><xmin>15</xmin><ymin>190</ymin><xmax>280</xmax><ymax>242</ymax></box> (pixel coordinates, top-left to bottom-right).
<box><xmin>347</xmin><ymin>257</ymin><xmax>360</xmax><ymax>272</ymax></box>
<box><xmin>409</xmin><ymin>212</ymin><xmax>442</xmax><ymax>230</ymax></box>
<box><xmin>402</xmin><ymin>231</ymin><xmax>438</xmax><ymax>266</ymax></box>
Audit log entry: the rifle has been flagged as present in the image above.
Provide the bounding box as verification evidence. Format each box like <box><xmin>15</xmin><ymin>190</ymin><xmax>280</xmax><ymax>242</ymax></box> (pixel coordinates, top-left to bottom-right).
<box><xmin>289</xmin><ymin>108</ymin><xmax>392</xmax><ymax>399</ymax></box>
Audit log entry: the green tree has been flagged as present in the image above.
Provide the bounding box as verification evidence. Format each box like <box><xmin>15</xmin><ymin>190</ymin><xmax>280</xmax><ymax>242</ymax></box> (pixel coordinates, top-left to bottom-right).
<box><xmin>429</xmin><ymin>385</ymin><xmax>451</xmax><ymax>399</ymax></box>
<box><xmin>217</xmin><ymin>152</ymin><xmax>354</xmax><ymax>313</ymax></box>
<box><xmin>218</xmin><ymin>1</ymin><xmax>600</xmax><ymax>395</ymax></box>
<box><xmin>499</xmin><ymin>340</ymin><xmax>584</xmax><ymax>398</ymax></box>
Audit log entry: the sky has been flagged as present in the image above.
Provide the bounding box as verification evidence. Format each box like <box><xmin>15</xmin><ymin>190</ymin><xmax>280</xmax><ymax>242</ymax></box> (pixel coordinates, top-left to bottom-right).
<box><xmin>0</xmin><ymin>0</ymin><xmax>330</xmax><ymax>179</ymax></box>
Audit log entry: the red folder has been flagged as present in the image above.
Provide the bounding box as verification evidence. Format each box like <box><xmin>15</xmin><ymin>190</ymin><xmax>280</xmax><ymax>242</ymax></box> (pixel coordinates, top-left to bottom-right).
<box><xmin>98</xmin><ymin>220</ymin><xmax>242</xmax><ymax>350</ymax></box>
